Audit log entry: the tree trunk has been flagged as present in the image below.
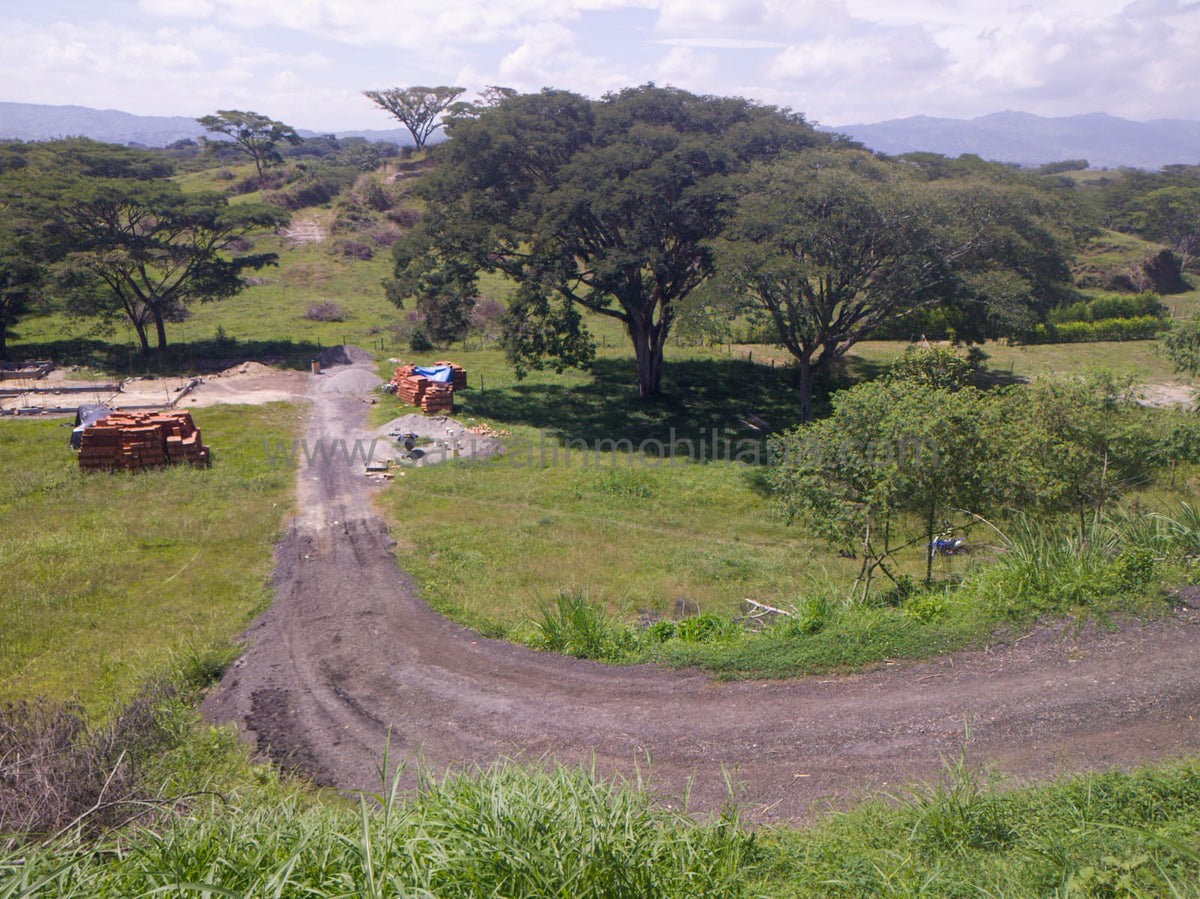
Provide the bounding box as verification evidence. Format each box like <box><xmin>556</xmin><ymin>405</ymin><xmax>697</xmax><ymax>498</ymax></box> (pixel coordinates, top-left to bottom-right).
<box><xmin>797</xmin><ymin>355</ymin><xmax>814</xmax><ymax>422</ymax></box>
<box><xmin>0</xmin><ymin>319</ymin><xmax>7</xmax><ymax>362</ymax></box>
<box><xmin>132</xmin><ymin>319</ymin><xmax>150</xmax><ymax>355</ymax></box>
<box><xmin>925</xmin><ymin>503</ymin><xmax>936</xmax><ymax>585</ymax></box>
<box><xmin>153</xmin><ymin>312</ymin><xmax>169</xmax><ymax>352</ymax></box>
<box><xmin>629</xmin><ymin>318</ymin><xmax>664</xmax><ymax>397</ymax></box>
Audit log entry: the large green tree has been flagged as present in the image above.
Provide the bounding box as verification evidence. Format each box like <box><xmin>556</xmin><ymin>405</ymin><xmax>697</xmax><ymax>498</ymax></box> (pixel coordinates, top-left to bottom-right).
<box><xmin>394</xmin><ymin>85</ymin><xmax>833</xmax><ymax>396</ymax></box>
<box><xmin>362</xmin><ymin>86</ymin><xmax>465</xmax><ymax>150</ymax></box>
<box><xmin>0</xmin><ymin>233</ymin><xmax>42</xmax><ymax>361</ymax></box>
<box><xmin>51</xmin><ymin>181</ymin><xmax>286</xmax><ymax>352</ymax></box>
<box><xmin>1133</xmin><ymin>186</ymin><xmax>1200</xmax><ymax>272</ymax></box>
<box><xmin>711</xmin><ymin>149</ymin><xmax>1076</xmax><ymax>419</ymax></box>
<box><xmin>196</xmin><ymin>110</ymin><xmax>302</xmax><ymax>177</ymax></box>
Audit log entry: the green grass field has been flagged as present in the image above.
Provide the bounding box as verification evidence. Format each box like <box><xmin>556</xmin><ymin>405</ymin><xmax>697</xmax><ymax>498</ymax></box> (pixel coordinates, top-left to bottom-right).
<box><xmin>0</xmin><ymin>403</ymin><xmax>299</xmax><ymax>711</ymax></box>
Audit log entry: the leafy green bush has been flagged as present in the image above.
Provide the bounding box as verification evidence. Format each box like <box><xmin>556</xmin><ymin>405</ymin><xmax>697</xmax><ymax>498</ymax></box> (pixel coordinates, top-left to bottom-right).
<box><xmin>885</xmin><ymin>345</ymin><xmax>986</xmax><ymax>390</ymax></box>
<box><xmin>1031</xmin><ymin>315</ymin><xmax>1166</xmax><ymax>343</ymax></box>
<box><xmin>535</xmin><ymin>590</ymin><xmax>617</xmax><ymax>660</ymax></box>
<box><xmin>1049</xmin><ymin>291</ymin><xmax>1165</xmax><ymax>325</ymax></box>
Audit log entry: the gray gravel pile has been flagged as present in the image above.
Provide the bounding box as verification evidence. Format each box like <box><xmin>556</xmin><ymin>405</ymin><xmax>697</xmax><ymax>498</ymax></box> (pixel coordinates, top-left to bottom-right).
<box><xmin>318</xmin><ymin>368</ymin><xmax>383</xmax><ymax>394</ymax></box>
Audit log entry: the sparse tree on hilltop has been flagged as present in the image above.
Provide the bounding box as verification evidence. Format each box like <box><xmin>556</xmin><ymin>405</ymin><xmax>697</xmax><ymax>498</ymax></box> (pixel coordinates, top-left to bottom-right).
<box><xmin>196</xmin><ymin>110</ymin><xmax>302</xmax><ymax>177</ymax></box>
<box><xmin>362</xmin><ymin>86</ymin><xmax>466</xmax><ymax>150</ymax></box>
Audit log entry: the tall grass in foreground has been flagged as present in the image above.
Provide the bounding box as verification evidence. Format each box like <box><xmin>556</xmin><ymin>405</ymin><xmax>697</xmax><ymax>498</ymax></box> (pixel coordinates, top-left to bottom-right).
<box><xmin>2</xmin><ymin>761</ymin><xmax>751</xmax><ymax>898</ymax></box>
<box><xmin>754</xmin><ymin>756</ymin><xmax>1200</xmax><ymax>898</ymax></box>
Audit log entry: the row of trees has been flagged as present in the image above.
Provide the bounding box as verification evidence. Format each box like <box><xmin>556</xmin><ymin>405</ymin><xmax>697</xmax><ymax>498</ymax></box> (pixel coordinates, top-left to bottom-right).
<box><xmin>0</xmin><ymin>89</ymin><xmax>459</xmax><ymax>359</ymax></box>
<box><xmin>386</xmin><ymin>85</ymin><xmax>1082</xmax><ymax>414</ymax></box>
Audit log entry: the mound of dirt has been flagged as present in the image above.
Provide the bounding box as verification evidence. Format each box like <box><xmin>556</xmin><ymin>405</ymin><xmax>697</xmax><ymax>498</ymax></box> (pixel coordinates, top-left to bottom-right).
<box><xmin>319</xmin><ymin>368</ymin><xmax>382</xmax><ymax>394</ymax></box>
<box><xmin>319</xmin><ymin>345</ymin><xmax>374</xmax><ymax>368</ymax></box>
<box><xmin>220</xmin><ymin>361</ymin><xmax>277</xmax><ymax>377</ymax></box>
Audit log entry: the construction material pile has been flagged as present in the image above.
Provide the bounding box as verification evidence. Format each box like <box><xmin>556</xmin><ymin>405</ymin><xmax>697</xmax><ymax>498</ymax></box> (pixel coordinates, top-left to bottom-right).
<box><xmin>465</xmin><ymin>423</ymin><xmax>511</xmax><ymax>439</ymax></box>
<box><xmin>421</xmin><ymin>383</ymin><xmax>453</xmax><ymax>413</ymax></box>
<box><xmin>386</xmin><ymin>361</ymin><xmax>466</xmax><ymax>413</ymax></box>
<box><xmin>394</xmin><ymin>375</ymin><xmax>429</xmax><ymax>405</ymax></box>
<box><xmin>434</xmin><ymin>361</ymin><xmax>468</xmax><ymax>390</ymax></box>
<box><xmin>79</xmin><ymin>411</ymin><xmax>210</xmax><ymax>472</ymax></box>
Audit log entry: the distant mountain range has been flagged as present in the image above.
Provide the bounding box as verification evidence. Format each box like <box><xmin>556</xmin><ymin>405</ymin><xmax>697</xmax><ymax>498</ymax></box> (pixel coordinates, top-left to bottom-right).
<box><xmin>3</xmin><ymin>102</ymin><xmax>1200</xmax><ymax>169</ymax></box>
<box><xmin>0</xmin><ymin>102</ymin><xmax>415</xmax><ymax>148</ymax></box>
<box><xmin>827</xmin><ymin>111</ymin><xmax>1200</xmax><ymax>170</ymax></box>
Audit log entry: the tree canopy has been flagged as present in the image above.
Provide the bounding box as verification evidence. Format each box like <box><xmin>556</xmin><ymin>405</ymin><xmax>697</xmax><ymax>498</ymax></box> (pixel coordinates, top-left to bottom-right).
<box><xmin>196</xmin><ymin>110</ymin><xmax>302</xmax><ymax>177</ymax></box>
<box><xmin>1133</xmin><ymin>186</ymin><xmax>1200</xmax><ymax>272</ymax></box>
<box><xmin>51</xmin><ymin>182</ymin><xmax>285</xmax><ymax>352</ymax></box>
<box><xmin>710</xmin><ymin>149</ymin><xmax>1077</xmax><ymax>418</ymax></box>
<box><xmin>362</xmin><ymin>86</ymin><xmax>465</xmax><ymax>150</ymax></box>
<box><xmin>393</xmin><ymin>85</ymin><xmax>835</xmax><ymax>396</ymax></box>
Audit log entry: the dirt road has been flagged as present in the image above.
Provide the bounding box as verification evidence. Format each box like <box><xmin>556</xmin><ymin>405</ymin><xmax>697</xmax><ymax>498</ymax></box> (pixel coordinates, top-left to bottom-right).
<box><xmin>203</xmin><ymin>353</ymin><xmax>1200</xmax><ymax>822</ymax></box>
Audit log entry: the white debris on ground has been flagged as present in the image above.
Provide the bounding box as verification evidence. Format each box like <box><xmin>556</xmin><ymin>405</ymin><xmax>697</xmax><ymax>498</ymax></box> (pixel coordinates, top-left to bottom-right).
<box><xmin>373</xmin><ymin>414</ymin><xmax>506</xmax><ymax>467</ymax></box>
<box><xmin>1136</xmin><ymin>383</ymin><xmax>1195</xmax><ymax>410</ymax></box>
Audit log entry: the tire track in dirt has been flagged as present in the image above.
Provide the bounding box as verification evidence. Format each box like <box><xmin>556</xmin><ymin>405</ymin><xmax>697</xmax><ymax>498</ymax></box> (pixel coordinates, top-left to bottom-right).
<box><xmin>202</xmin><ymin>353</ymin><xmax>1200</xmax><ymax>822</ymax></box>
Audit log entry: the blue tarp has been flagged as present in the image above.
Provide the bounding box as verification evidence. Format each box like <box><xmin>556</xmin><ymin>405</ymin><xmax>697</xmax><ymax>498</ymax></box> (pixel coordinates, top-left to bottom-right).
<box><xmin>413</xmin><ymin>365</ymin><xmax>454</xmax><ymax>383</ymax></box>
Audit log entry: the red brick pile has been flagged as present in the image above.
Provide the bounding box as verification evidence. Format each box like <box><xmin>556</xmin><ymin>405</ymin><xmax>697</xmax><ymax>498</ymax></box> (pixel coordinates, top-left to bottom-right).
<box><xmin>79</xmin><ymin>411</ymin><xmax>210</xmax><ymax>472</ymax></box>
<box><xmin>394</xmin><ymin>375</ymin><xmax>430</xmax><ymax>406</ymax></box>
<box><xmin>421</xmin><ymin>383</ymin><xmax>453</xmax><ymax>413</ymax></box>
<box><xmin>387</xmin><ymin>364</ymin><xmax>417</xmax><ymax>387</ymax></box>
<box><xmin>386</xmin><ymin>360</ymin><xmax>466</xmax><ymax>413</ymax></box>
<box><xmin>434</xmin><ymin>361</ymin><xmax>467</xmax><ymax>390</ymax></box>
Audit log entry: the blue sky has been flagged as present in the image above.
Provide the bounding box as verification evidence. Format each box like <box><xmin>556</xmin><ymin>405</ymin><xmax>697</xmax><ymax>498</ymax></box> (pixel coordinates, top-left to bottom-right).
<box><xmin>2</xmin><ymin>0</ymin><xmax>1199</xmax><ymax>130</ymax></box>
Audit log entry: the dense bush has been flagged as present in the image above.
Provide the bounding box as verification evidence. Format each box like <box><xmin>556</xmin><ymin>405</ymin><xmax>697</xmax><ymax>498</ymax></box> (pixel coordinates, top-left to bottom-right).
<box><xmin>1049</xmin><ymin>291</ymin><xmax>1165</xmax><ymax>324</ymax></box>
<box><xmin>303</xmin><ymin>301</ymin><xmax>347</xmax><ymax>322</ymax></box>
<box><xmin>386</xmin><ymin>206</ymin><xmax>422</xmax><ymax>228</ymax></box>
<box><xmin>0</xmin><ymin>683</ymin><xmax>183</xmax><ymax>844</ymax></box>
<box><xmin>1030</xmin><ymin>315</ymin><xmax>1166</xmax><ymax>343</ymax></box>
<box><xmin>333</xmin><ymin>239</ymin><xmax>373</xmax><ymax>260</ymax></box>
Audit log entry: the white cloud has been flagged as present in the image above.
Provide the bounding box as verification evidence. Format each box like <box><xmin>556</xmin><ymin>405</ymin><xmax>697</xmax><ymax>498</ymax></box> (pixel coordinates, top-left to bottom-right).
<box><xmin>656</xmin><ymin>45</ymin><xmax>719</xmax><ymax>84</ymax></box>
<box><xmin>5</xmin><ymin>0</ymin><xmax>1200</xmax><ymax>132</ymax></box>
<box><xmin>139</xmin><ymin>0</ymin><xmax>215</xmax><ymax>18</ymax></box>
<box><xmin>496</xmin><ymin>22</ymin><xmax>627</xmax><ymax>94</ymax></box>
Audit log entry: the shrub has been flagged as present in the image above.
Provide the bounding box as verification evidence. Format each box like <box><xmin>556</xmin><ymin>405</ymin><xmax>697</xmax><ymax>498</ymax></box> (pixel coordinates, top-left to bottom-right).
<box><xmin>386</xmin><ymin>206</ymin><xmax>422</xmax><ymax>228</ymax></box>
<box><xmin>304</xmin><ymin>302</ymin><xmax>347</xmax><ymax>322</ymax></box>
<box><xmin>535</xmin><ymin>590</ymin><xmax>615</xmax><ymax>659</ymax></box>
<box><xmin>231</xmin><ymin>171</ymin><xmax>288</xmax><ymax>195</ymax></box>
<box><xmin>886</xmin><ymin>345</ymin><xmax>985</xmax><ymax>390</ymax></box>
<box><xmin>351</xmin><ymin>174</ymin><xmax>392</xmax><ymax>211</ymax></box>
<box><xmin>1031</xmin><ymin>315</ymin><xmax>1166</xmax><ymax>343</ymax></box>
<box><xmin>1049</xmin><ymin>291</ymin><xmax>1165</xmax><ymax>325</ymax></box>
<box><xmin>0</xmin><ymin>683</ymin><xmax>181</xmax><ymax>844</ymax></box>
<box><xmin>370</xmin><ymin>227</ymin><xmax>402</xmax><ymax>247</ymax></box>
<box><xmin>408</xmin><ymin>326</ymin><xmax>433</xmax><ymax>351</ymax></box>
<box><xmin>333</xmin><ymin>239</ymin><xmax>373</xmax><ymax>260</ymax></box>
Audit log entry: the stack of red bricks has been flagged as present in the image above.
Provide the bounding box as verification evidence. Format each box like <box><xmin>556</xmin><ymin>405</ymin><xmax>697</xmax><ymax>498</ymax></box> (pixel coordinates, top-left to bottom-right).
<box><xmin>421</xmin><ymin>383</ymin><xmax>453</xmax><ymax>413</ymax></box>
<box><xmin>395</xmin><ymin>375</ymin><xmax>430</xmax><ymax>406</ymax></box>
<box><xmin>79</xmin><ymin>411</ymin><xmax>210</xmax><ymax>471</ymax></box>
<box><xmin>386</xmin><ymin>364</ymin><xmax>417</xmax><ymax>392</ymax></box>
<box><xmin>433</xmin><ymin>361</ymin><xmax>468</xmax><ymax>390</ymax></box>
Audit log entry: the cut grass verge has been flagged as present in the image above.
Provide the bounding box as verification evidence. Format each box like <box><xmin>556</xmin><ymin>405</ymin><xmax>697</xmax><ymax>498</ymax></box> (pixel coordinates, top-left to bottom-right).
<box><xmin>0</xmin><ymin>403</ymin><xmax>301</xmax><ymax>711</ymax></box>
